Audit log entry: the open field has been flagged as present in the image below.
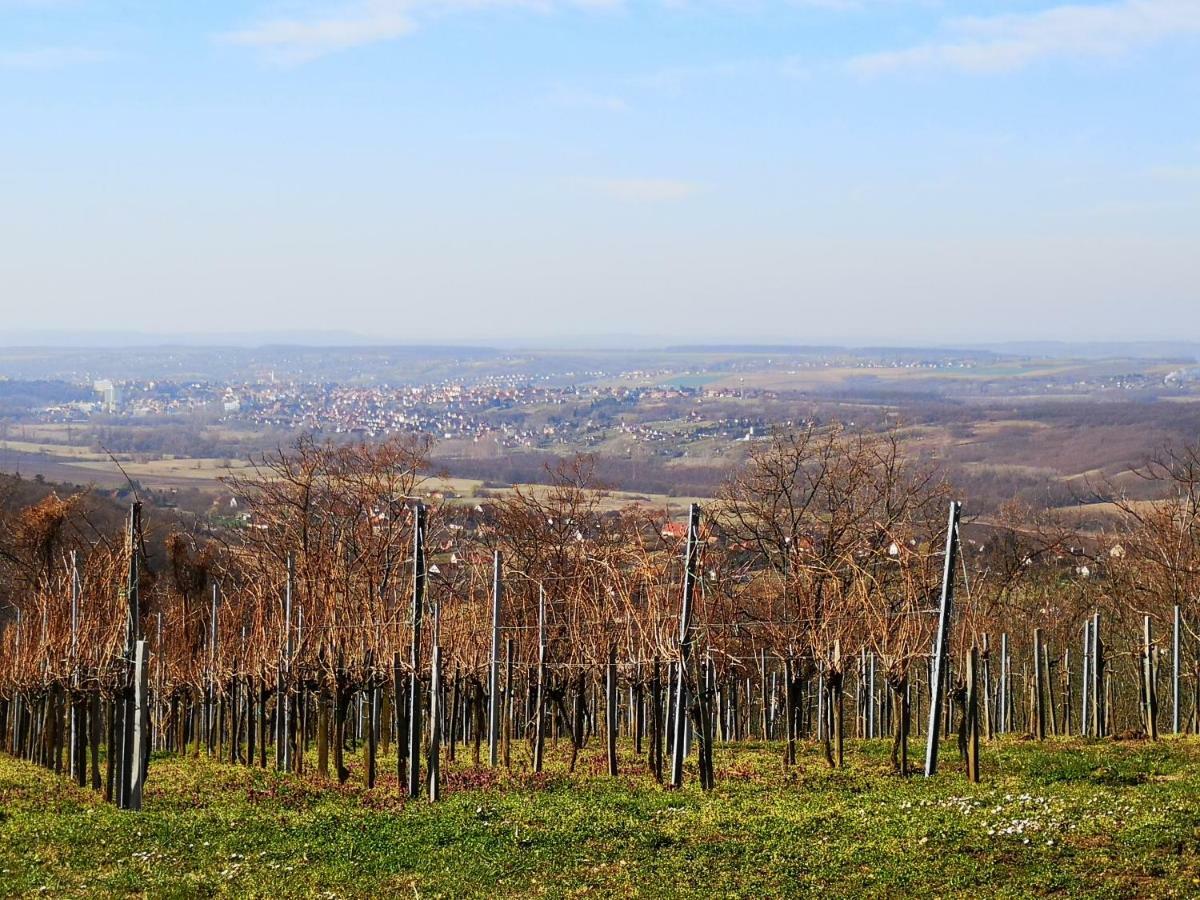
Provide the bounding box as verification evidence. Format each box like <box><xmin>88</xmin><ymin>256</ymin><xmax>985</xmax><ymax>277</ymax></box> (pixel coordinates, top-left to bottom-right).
<box><xmin>0</xmin><ymin>440</ymin><xmax>708</xmax><ymax>517</ymax></box>
<box><xmin>3</xmin><ymin>739</ymin><xmax>1200</xmax><ymax>898</ymax></box>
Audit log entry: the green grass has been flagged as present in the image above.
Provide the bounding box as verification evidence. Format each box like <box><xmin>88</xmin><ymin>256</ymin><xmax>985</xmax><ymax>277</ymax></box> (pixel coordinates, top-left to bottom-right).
<box><xmin>3</xmin><ymin>737</ymin><xmax>1200</xmax><ymax>898</ymax></box>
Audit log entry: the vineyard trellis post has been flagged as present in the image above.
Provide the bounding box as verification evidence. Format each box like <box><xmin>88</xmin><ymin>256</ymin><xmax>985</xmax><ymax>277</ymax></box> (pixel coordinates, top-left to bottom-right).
<box><xmin>129</xmin><ymin>639</ymin><xmax>149</xmax><ymax>810</ymax></box>
<box><xmin>924</xmin><ymin>499</ymin><xmax>961</xmax><ymax>778</ymax></box>
<box><xmin>428</xmin><ymin>598</ymin><xmax>442</xmax><ymax>802</ymax></box>
<box><xmin>1033</xmin><ymin>628</ymin><xmax>1045</xmax><ymax>740</ymax></box>
<box><xmin>1091</xmin><ymin>612</ymin><xmax>1104</xmax><ymax>738</ymax></box>
<box><xmin>407</xmin><ymin>502</ymin><xmax>426</xmax><ymax>798</ymax></box>
<box><xmin>280</xmin><ymin>554</ymin><xmax>294</xmax><ymax>772</ymax></box>
<box><xmin>1081</xmin><ymin>620</ymin><xmax>1091</xmax><ymax>737</ymax></box>
<box><xmin>1173</xmin><ymin>604</ymin><xmax>1182</xmax><ymax>735</ymax></box>
<box><xmin>670</xmin><ymin>502</ymin><xmax>701</xmax><ymax>789</ymax></box>
<box><xmin>966</xmin><ymin>645</ymin><xmax>980</xmax><ymax>783</ymax></box>
<box><xmin>68</xmin><ymin>550</ymin><xmax>83</xmax><ymax>785</ymax></box>
<box><xmin>1144</xmin><ymin>615</ymin><xmax>1158</xmax><ymax>740</ymax></box>
<box><xmin>533</xmin><ymin>586</ymin><xmax>546</xmax><ymax>774</ymax></box>
<box><xmin>488</xmin><ymin>550</ymin><xmax>502</xmax><ymax>768</ymax></box>
<box><xmin>118</xmin><ymin>501</ymin><xmax>141</xmax><ymax>809</ymax></box>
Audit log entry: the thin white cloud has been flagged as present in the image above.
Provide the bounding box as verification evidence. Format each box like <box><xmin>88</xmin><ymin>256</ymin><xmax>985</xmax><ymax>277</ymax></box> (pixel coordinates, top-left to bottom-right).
<box><xmin>221</xmin><ymin>2</ymin><xmax>416</xmax><ymax>64</ymax></box>
<box><xmin>222</xmin><ymin>0</ymin><xmax>622</xmax><ymax>63</ymax></box>
<box><xmin>850</xmin><ymin>0</ymin><xmax>1200</xmax><ymax>75</ymax></box>
<box><xmin>0</xmin><ymin>46</ymin><xmax>109</xmax><ymax>69</ymax></box>
<box><xmin>590</xmin><ymin>177</ymin><xmax>701</xmax><ymax>202</ymax></box>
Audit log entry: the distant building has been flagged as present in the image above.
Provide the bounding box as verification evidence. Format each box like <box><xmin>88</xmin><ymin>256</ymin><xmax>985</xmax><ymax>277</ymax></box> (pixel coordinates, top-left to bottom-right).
<box><xmin>92</xmin><ymin>379</ymin><xmax>121</xmax><ymax>413</ymax></box>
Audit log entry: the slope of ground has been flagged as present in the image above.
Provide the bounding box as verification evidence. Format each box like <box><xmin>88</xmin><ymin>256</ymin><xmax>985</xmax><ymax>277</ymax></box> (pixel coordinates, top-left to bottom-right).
<box><xmin>2</xmin><ymin>738</ymin><xmax>1199</xmax><ymax>897</ymax></box>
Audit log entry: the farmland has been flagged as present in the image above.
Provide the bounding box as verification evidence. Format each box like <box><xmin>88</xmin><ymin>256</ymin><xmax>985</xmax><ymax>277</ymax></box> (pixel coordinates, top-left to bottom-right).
<box><xmin>5</xmin><ymin>346</ymin><xmax>1200</xmax><ymax>899</ymax></box>
<box><xmin>3</xmin><ymin>738</ymin><xmax>1200</xmax><ymax>898</ymax></box>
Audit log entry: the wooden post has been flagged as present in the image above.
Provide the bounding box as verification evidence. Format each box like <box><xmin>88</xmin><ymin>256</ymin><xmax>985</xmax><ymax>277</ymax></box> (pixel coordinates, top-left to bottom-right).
<box><xmin>365</xmin><ymin>677</ymin><xmax>377</xmax><ymax>789</ymax></box>
<box><xmin>1144</xmin><ymin>615</ymin><xmax>1158</xmax><ymax>740</ymax></box>
<box><xmin>650</xmin><ymin>658</ymin><xmax>663</xmax><ymax>783</ymax></box>
<box><xmin>924</xmin><ymin>500</ymin><xmax>962</xmax><ymax>777</ymax></box>
<box><xmin>89</xmin><ymin>692</ymin><xmax>101</xmax><ymax>790</ymax></box>
<box><xmin>1033</xmin><ymin>629</ymin><xmax>1045</xmax><ymax>740</ymax></box>
<box><xmin>1045</xmin><ymin>642</ymin><xmax>1058</xmax><ymax>737</ymax></box>
<box><xmin>670</xmin><ymin>503</ymin><xmax>701</xmax><ymax>789</ymax></box>
<box><xmin>966</xmin><ymin>645</ymin><xmax>980</xmax><ymax>784</ymax></box>
<box><xmin>1062</xmin><ymin>649</ymin><xmax>1072</xmax><ymax>736</ymax></box>
<box><xmin>428</xmin><ymin>644</ymin><xmax>442</xmax><ymax>802</ymax></box>
<box><xmin>606</xmin><ymin>644</ymin><xmax>618</xmax><ymax>777</ymax></box>
<box><xmin>317</xmin><ymin>677</ymin><xmax>330</xmax><ymax>778</ymax></box>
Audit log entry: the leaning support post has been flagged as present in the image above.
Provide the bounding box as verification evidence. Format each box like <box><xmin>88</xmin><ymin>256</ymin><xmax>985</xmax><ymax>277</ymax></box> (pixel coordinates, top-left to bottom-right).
<box><xmin>670</xmin><ymin>503</ymin><xmax>702</xmax><ymax>789</ymax></box>
<box><xmin>924</xmin><ymin>500</ymin><xmax>962</xmax><ymax>778</ymax></box>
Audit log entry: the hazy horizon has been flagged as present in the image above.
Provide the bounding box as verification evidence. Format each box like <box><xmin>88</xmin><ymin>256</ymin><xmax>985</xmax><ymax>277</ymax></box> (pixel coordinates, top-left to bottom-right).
<box><xmin>3</xmin><ymin>1</ymin><xmax>1198</xmax><ymax>343</ymax></box>
<box><xmin>3</xmin><ymin>328</ymin><xmax>1200</xmax><ymax>359</ymax></box>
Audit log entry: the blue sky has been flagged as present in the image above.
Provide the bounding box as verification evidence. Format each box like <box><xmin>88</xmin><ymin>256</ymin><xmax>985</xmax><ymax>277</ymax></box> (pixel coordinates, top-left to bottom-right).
<box><xmin>2</xmin><ymin>0</ymin><xmax>1198</xmax><ymax>345</ymax></box>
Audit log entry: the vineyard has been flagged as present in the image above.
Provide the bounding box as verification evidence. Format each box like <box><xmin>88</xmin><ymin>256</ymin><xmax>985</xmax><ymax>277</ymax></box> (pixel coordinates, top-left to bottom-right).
<box><xmin>2</xmin><ymin>427</ymin><xmax>1200</xmax><ymax>886</ymax></box>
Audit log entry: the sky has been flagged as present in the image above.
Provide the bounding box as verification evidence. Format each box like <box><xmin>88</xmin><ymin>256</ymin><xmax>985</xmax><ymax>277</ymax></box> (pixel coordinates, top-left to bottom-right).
<box><xmin>1</xmin><ymin>0</ymin><xmax>1198</xmax><ymax>346</ymax></box>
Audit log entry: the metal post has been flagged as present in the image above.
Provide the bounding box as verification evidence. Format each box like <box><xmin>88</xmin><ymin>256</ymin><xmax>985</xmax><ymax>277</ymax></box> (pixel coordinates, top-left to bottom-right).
<box><xmin>428</xmin><ymin>599</ymin><xmax>441</xmax><ymax>802</ymax></box>
<box><xmin>407</xmin><ymin>503</ymin><xmax>426</xmax><ymax>798</ymax></box>
<box><xmin>924</xmin><ymin>500</ymin><xmax>962</xmax><ymax>778</ymax></box>
<box><xmin>69</xmin><ymin>550</ymin><xmax>80</xmax><ymax>778</ymax></box>
<box><xmin>868</xmin><ymin>652</ymin><xmax>876</xmax><ymax>740</ymax></box>
<box><xmin>488</xmin><ymin>550</ymin><xmax>502</xmax><ymax>767</ymax></box>
<box><xmin>533</xmin><ymin>586</ymin><xmax>547</xmax><ymax>773</ymax></box>
<box><xmin>119</xmin><ymin>502</ymin><xmax>141</xmax><ymax>808</ymax></box>
<box><xmin>1093</xmin><ymin>617</ymin><xmax>1101</xmax><ymax>736</ymax></box>
<box><xmin>1033</xmin><ymin>628</ymin><xmax>1045</xmax><ymax>740</ymax></box>
<box><xmin>129</xmin><ymin>640</ymin><xmax>149</xmax><ymax>811</ymax></box>
<box><xmin>670</xmin><ymin>503</ymin><xmax>701</xmax><ymax>789</ymax></box>
<box><xmin>281</xmin><ymin>557</ymin><xmax>292</xmax><ymax>771</ymax></box>
<box><xmin>999</xmin><ymin>632</ymin><xmax>1008</xmax><ymax>736</ymax></box>
<box><xmin>1081</xmin><ymin>619</ymin><xmax>1091</xmax><ymax>737</ymax></box>
<box><xmin>1173</xmin><ymin>604</ymin><xmax>1182</xmax><ymax>735</ymax></box>
<box><xmin>1144</xmin><ymin>615</ymin><xmax>1158</xmax><ymax>740</ymax></box>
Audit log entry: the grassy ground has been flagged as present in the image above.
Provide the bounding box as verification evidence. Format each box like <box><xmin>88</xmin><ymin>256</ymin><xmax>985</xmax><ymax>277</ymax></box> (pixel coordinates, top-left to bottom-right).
<box><xmin>2</xmin><ymin>737</ymin><xmax>1200</xmax><ymax>898</ymax></box>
